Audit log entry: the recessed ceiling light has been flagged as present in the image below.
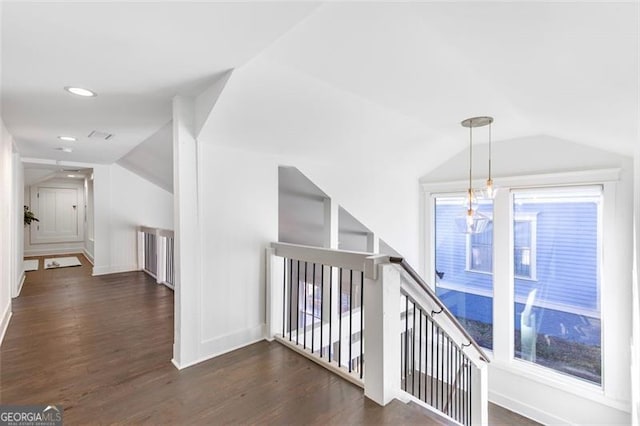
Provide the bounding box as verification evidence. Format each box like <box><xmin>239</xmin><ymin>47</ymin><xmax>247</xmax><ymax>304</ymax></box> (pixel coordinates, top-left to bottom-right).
<box><xmin>55</xmin><ymin>147</ymin><xmax>73</xmax><ymax>153</ymax></box>
<box><xmin>67</xmin><ymin>174</ymin><xmax>77</xmax><ymax>178</ymax></box>
<box><xmin>64</xmin><ymin>86</ymin><xmax>97</xmax><ymax>97</ymax></box>
<box><xmin>58</xmin><ymin>136</ymin><xmax>77</xmax><ymax>142</ymax></box>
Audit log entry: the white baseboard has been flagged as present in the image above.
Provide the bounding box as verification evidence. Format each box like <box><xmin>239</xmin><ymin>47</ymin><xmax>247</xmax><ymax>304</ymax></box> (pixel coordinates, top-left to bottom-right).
<box><xmin>24</xmin><ymin>247</ymin><xmax>84</xmax><ymax>257</ymax></box>
<box><xmin>13</xmin><ymin>272</ymin><xmax>25</xmax><ymax>298</ymax></box>
<box><xmin>0</xmin><ymin>303</ymin><xmax>12</xmax><ymax>347</ymax></box>
<box><xmin>92</xmin><ymin>264</ymin><xmax>139</xmax><ymax>276</ymax></box>
<box><xmin>172</xmin><ymin>325</ymin><xmax>266</xmax><ymax>370</ymax></box>
<box><xmin>83</xmin><ymin>249</ymin><xmax>94</xmax><ymax>265</ymax></box>
<box><xmin>490</xmin><ymin>390</ymin><xmax>571</xmax><ymax>425</ymax></box>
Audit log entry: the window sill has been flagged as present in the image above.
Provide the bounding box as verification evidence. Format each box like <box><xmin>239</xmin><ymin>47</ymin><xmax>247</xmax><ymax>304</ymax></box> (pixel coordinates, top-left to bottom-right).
<box><xmin>488</xmin><ymin>357</ymin><xmax>631</xmax><ymax>413</ymax></box>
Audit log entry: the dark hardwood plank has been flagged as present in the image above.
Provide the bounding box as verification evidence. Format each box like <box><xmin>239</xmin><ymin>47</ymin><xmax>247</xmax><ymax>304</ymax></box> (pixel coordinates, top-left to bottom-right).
<box><xmin>1</xmin><ymin>254</ymin><xmax>538</xmax><ymax>425</ymax></box>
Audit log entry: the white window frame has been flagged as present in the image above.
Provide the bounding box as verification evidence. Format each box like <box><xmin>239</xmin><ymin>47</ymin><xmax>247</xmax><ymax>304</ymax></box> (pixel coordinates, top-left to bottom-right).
<box><xmin>463</xmin><ymin>213</ymin><xmax>538</xmax><ymax>280</ymax></box>
<box><xmin>512</xmin><ymin>213</ymin><xmax>538</xmax><ymax>281</ymax></box>
<box><xmin>421</xmin><ymin>168</ymin><xmax>630</xmax><ymax>412</ymax></box>
<box><xmin>465</xmin><ymin>223</ymin><xmax>494</xmax><ymax>274</ymax></box>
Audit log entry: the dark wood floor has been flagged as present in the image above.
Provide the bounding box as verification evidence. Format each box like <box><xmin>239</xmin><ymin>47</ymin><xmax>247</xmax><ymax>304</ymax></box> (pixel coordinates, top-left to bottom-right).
<box><xmin>1</xmin><ymin>254</ymin><xmax>539</xmax><ymax>425</ymax></box>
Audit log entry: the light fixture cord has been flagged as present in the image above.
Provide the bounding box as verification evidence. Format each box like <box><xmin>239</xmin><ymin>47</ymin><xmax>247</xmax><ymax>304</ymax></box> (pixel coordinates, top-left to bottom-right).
<box><xmin>488</xmin><ymin>121</ymin><xmax>492</xmax><ymax>181</ymax></box>
<box><xmin>469</xmin><ymin>121</ymin><xmax>473</xmax><ymax>211</ymax></box>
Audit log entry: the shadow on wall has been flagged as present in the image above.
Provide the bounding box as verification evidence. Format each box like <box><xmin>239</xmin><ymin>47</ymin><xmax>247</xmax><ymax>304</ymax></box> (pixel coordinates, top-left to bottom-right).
<box><xmin>278</xmin><ymin>165</ymin><xmax>400</xmax><ymax>256</ymax></box>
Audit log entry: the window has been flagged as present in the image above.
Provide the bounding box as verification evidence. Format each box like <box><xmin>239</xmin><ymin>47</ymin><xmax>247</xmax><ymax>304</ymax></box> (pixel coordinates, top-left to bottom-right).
<box><xmin>465</xmin><ymin>215</ymin><xmax>537</xmax><ymax>279</ymax></box>
<box><xmin>514</xmin><ymin>215</ymin><xmax>537</xmax><ymax>280</ymax></box>
<box><xmin>513</xmin><ymin>187</ymin><xmax>602</xmax><ymax>384</ymax></box>
<box><xmin>467</xmin><ymin>222</ymin><xmax>493</xmax><ymax>273</ymax></box>
<box><xmin>434</xmin><ymin>195</ymin><xmax>494</xmax><ymax>349</ymax></box>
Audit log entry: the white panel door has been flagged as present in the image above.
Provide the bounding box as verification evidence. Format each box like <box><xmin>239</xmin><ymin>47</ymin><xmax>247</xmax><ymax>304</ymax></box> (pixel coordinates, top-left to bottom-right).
<box><xmin>32</xmin><ymin>186</ymin><xmax>82</xmax><ymax>243</ymax></box>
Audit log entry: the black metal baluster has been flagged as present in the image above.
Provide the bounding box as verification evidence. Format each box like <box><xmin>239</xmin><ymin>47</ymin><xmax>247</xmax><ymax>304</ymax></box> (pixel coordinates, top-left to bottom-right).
<box><xmin>418</xmin><ymin>308</ymin><xmax>422</xmax><ymax>400</ymax></box>
<box><xmin>412</xmin><ymin>300</ymin><xmax>416</xmax><ymax>395</ymax></box>
<box><xmin>304</xmin><ymin>262</ymin><xmax>308</xmax><ymax>350</ymax></box>
<box><xmin>282</xmin><ymin>257</ymin><xmax>286</xmax><ymax>338</ymax></box>
<box><xmin>449</xmin><ymin>337</ymin><xmax>453</xmax><ymax>416</ymax></box>
<box><xmin>441</xmin><ymin>329</ymin><xmax>445</xmax><ymax>412</ymax></box>
<box><xmin>296</xmin><ymin>260</ymin><xmax>300</xmax><ymax>345</ymax></box>
<box><xmin>288</xmin><ymin>259</ymin><xmax>293</xmax><ymax>341</ymax></box>
<box><xmin>440</xmin><ymin>327</ymin><xmax>444</xmax><ymax>410</ymax></box>
<box><xmin>349</xmin><ymin>270</ymin><xmax>353</xmax><ymax>373</ymax></box>
<box><xmin>424</xmin><ymin>313</ymin><xmax>428</xmax><ymax>403</ymax></box>
<box><xmin>430</xmin><ymin>318</ymin><xmax>434</xmax><ymax>407</ymax></box>
<box><xmin>320</xmin><ymin>264</ymin><xmax>324</xmax><ymax>358</ymax></box>
<box><xmin>435</xmin><ymin>325</ymin><xmax>440</xmax><ymax>409</ymax></box>
<box><xmin>467</xmin><ymin>358</ymin><xmax>472</xmax><ymax>426</ymax></box>
<box><xmin>457</xmin><ymin>348</ymin><xmax>461</xmax><ymax>423</ymax></box>
<box><xmin>404</xmin><ymin>295</ymin><xmax>409</xmax><ymax>392</ymax></box>
<box><xmin>463</xmin><ymin>356</ymin><xmax>468</xmax><ymax>426</ymax></box>
<box><xmin>339</xmin><ymin>268</ymin><xmax>343</xmax><ymax>368</ymax></box>
<box><xmin>360</xmin><ymin>271</ymin><xmax>364</xmax><ymax>379</ymax></box>
<box><xmin>454</xmin><ymin>346</ymin><xmax>458</xmax><ymax>422</ymax></box>
<box><xmin>329</xmin><ymin>266</ymin><xmax>332</xmax><ymax>363</ymax></box>
<box><xmin>312</xmin><ymin>263</ymin><xmax>317</xmax><ymax>355</ymax></box>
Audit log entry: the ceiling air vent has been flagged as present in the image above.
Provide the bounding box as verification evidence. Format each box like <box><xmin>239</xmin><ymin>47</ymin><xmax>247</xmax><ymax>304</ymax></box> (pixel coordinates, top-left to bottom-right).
<box><xmin>88</xmin><ymin>130</ymin><xmax>113</xmax><ymax>141</ymax></box>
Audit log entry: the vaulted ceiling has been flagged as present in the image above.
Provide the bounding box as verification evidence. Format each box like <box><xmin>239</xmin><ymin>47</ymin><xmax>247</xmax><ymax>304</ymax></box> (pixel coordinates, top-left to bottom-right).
<box><xmin>2</xmin><ymin>2</ymin><xmax>638</xmax><ymax>174</ymax></box>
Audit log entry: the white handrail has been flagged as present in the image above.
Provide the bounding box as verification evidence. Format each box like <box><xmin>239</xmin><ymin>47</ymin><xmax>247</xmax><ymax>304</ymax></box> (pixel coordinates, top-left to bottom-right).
<box><xmin>271</xmin><ymin>242</ymin><xmax>371</xmax><ymax>272</ymax></box>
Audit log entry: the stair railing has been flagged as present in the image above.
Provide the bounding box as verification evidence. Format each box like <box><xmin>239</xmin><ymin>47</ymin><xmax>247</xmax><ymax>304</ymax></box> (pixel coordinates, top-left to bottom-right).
<box><xmin>138</xmin><ymin>226</ymin><xmax>175</xmax><ymax>289</ymax></box>
<box><xmin>266</xmin><ymin>242</ymin><xmax>488</xmax><ymax>425</ymax></box>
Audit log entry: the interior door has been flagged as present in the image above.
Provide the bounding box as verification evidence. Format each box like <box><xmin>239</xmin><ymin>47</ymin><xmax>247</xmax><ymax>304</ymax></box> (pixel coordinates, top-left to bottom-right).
<box><xmin>31</xmin><ymin>186</ymin><xmax>82</xmax><ymax>243</ymax></box>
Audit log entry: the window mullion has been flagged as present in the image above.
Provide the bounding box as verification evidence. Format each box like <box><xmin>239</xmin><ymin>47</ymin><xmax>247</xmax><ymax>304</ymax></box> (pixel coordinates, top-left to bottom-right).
<box><xmin>492</xmin><ymin>189</ymin><xmax>514</xmax><ymax>363</ymax></box>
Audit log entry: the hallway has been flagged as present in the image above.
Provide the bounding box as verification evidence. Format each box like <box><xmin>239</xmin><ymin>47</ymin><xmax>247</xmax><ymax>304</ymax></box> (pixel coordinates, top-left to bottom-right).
<box><xmin>0</xmin><ymin>255</ymin><xmax>535</xmax><ymax>424</ymax></box>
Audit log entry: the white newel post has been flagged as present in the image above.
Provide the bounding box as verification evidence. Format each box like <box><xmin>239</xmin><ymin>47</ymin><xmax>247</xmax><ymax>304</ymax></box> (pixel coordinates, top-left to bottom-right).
<box><xmin>266</xmin><ymin>247</ymin><xmax>284</xmax><ymax>340</ymax></box>
<box><xmin>157</xmin><ymin>231</ymin><xmax>166</xmax><ymax>284</ymax></box>
<box><xmin>471</xmin><ymin>363</ymin><xmax>489</xmax><ymax>426</ymax></box>
<box><xmin>363</xmin><ymin>257</ymin><xmax>401</xmax><ymax>406</ymax></box>
<box><xmin>137</xmin><ymin>229</ymin><xmax>144</xmax><ymax>271</ymax></box>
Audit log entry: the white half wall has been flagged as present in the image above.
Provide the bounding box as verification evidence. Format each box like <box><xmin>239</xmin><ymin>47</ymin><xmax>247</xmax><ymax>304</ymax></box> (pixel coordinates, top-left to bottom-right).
<box><xmin>92</xmin><ymin>163</ymin><xmax>173</xmax><ymax>276</ymax></box>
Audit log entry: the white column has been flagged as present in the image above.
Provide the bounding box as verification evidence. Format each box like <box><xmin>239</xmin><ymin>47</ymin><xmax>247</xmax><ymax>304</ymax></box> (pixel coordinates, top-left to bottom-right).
<box><xmin>470</xmin><ymin>364</ymin><xmax>489</xmax><ymax>426</ymax></box>
<box><xmin>266</xmin><ymin>247</ymin><xmax>284</xmax><ymax>340</ymax></box>
<box><xmin>324</xmin><ymin>197</ymin><xmax>340</xmax><ymax>359</ymax></box>
<box><xmin>172</xmin><ymin>95</ymin><xmax>201</xmax><ymax>368</ymax></box>
<box><xmin>137</xmin><ymin>230</ymin><xmax>144</xmax><ymax>271</ymax></box>
<box><xmin>324</xmin><ymin>197</ymin><xmax>339</xmax><ymax>249</ymax></box>
<box><xmin>156</xmin><ymin>232</ymin><xmax>166</xmax><ymax>284</ymax></box>
<box><xmin>363</xmin><ymin>261</ymin><xmax>401</xmax><ymax>406</ymax></box>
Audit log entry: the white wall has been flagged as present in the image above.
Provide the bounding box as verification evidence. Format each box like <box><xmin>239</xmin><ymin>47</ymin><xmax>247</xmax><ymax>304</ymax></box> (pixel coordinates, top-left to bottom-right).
<box><xmin>12</xmin><ymin>150</ymin><xmax>24</xmax><ymax>297</ymax></box>
<box><xmin>633</xmin><ymin>145</ymin><xmax>640</xmax><ymax>426</ymax></box>
<box><xmin>0</xmin><ymin>0</ymin><xmax>13</xmax><ymax>343</ymax></box>
<box><xmin>0</xmin><ymin>119</ymin><xmax>14</xmax><ymax>345</ymax></box>
<box><xmin>421</xmin><ymin>136</ymin><xmax>634</xmax><ymax>424</ymax></box>
<box><xmin>198</xmin><ymin>144</ymin><xmax>277</xmax><ymax>354</ymax></box>
<box><xmin>173</xmin><ymin>54</ymin><xmax>425</xmax><ymax>367</ymax></box>
<box><xmin>92</xmin><ymin>164</ymin><xmax>173</xmax><ymax>276</ymax></box>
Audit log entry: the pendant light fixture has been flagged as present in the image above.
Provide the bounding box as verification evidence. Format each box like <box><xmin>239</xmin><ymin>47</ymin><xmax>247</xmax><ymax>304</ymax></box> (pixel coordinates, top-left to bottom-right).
<box><xmin>458</xmin><ymin>116</ymin><xmax>493</xmax><ymax>234</ymax></box>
